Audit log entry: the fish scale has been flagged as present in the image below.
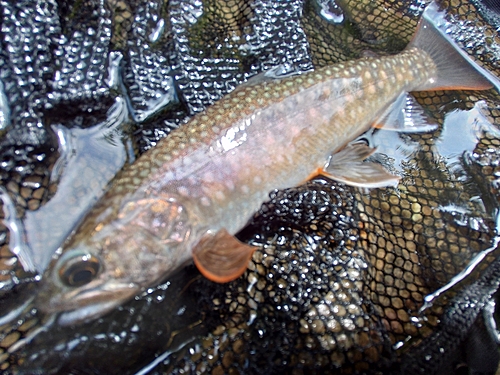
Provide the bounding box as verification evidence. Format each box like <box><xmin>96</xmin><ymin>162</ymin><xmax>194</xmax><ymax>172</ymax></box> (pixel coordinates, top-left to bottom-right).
<box><xmin>160</xmin><ymin>52</ymin><xmax>430</xmax><ymax>214</ymax></box>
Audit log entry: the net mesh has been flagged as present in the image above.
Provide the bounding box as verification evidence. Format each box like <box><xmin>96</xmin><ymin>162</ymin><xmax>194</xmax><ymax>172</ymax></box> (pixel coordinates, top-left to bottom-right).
<box><xmin>0</xmin><ymin>0</ymin><xmax>500</xmax><ymax>374</ymax></box>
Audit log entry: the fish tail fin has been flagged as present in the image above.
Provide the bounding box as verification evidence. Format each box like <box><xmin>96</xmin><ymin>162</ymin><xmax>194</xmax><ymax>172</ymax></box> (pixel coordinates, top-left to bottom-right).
<box><xmin>408</xmin><ymin>2</ymin><xmax>494</xmax><ymax>92</ymax></box>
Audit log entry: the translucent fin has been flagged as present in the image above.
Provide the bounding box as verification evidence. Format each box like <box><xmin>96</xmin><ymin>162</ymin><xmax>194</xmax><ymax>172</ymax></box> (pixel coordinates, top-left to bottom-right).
<box><xmin>192</xmin><ymin>229</ymin><xmax>255</xmax><ymax>283</ymax></box>
<box><xmin>374</xmin><ymin>92</ymin><xmax>438</xmax><ymax>132</ymax></box>
<box><xmin>409</xmin><ymin>2</ymin><xmax>494</xmax><ymax>91</ymax></box>
<box><xmin>323</xmin><ymin>143</ymin><xmax>400</xmax><ymax>188</ymax></box>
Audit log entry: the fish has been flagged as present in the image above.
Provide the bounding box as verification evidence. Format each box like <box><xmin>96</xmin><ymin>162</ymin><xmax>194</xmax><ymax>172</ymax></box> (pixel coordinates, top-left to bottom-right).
<box><xmin>36</xmin><ymin>1</ymin><xmax>494</xmax><ymax>325</ymax></box>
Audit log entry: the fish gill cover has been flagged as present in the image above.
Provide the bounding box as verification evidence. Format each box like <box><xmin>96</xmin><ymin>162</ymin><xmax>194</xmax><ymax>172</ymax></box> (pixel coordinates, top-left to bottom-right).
<box><xmin>0</xmin><ymin>0</ymin><xmax>499</xmax><ymax>374</ymax></box>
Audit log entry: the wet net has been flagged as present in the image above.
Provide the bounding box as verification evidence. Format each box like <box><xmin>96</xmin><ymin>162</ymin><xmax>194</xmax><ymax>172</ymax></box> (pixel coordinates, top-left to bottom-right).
<box><xmin>1</xmin><ymin>0</ymin><xmax>500</xmax><ymax>374</ymax></box>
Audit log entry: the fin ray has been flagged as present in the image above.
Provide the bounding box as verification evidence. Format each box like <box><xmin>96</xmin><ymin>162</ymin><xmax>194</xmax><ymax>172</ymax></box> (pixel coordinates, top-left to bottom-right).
<box><xmin>409</xmin><ymin>2</ymin><xmax>493</xmax><ymax>91</ymax></box>
<box><xmin>374</xmin><ymin>92</ymin><xmax>439</xmax><ymax>132</ymax></box>
<box><xmin>192</xmin><ymin>229</ymin><xmax>255</xmax><ymax>283</ymax></box>
<box><xmin>323</xmin><ymin>144</ymin><xmax>400</xmax><ymax>188</ymax></box>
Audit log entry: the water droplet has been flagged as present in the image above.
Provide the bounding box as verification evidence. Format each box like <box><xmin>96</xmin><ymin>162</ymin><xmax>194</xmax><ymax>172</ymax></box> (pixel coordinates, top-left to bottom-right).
<box><xmin>130</xmin><ymin>324</ymin><xmax>140</xmax><ymax>333</ymax></box>
<box><xmin>149</xmin><ymin>18</ymin><xmax>165</xmax><ymax>43</ymax></box>
<box><xmin>316</xmin><ymin>0</ymin><xmax>344</xmax><ymax>24</ymax></box>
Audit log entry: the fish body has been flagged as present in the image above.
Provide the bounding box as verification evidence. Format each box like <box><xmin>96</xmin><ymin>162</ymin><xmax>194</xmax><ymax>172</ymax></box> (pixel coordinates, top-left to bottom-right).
<box><xmin>37</xmin><ymin>3</ymin><xmax>493</xmax><ymax>325</ymax></box>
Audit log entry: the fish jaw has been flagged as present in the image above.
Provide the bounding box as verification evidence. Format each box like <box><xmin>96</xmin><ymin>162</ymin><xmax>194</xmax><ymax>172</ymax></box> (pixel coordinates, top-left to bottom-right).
<box><xmin>36</xmin><ymin>239</ymin><xmax>152</xmax><ymax>324</ymax></box>
<box><xmin>39</xmin><ymin>276</ymin><xmax>140</xmax><ymax>325</ymax></box>
<box><xmin>37</xmin><ymin>193</ymin><xmax>204</xmax><ymax>323</ymax></box>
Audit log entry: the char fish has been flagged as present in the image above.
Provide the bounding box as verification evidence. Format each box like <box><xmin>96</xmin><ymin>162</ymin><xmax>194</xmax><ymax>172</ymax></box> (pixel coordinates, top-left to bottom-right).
<box><xmin>36</xmin><ymin>2</ymin><xmax>493</xmax><ymax>325</ymax></box>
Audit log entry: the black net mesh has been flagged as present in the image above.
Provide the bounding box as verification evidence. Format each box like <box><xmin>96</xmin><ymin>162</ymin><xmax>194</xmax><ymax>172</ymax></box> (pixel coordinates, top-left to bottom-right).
<box><xmin>0</xmin><ymin>0</ymin><xmax>500</xmax><ymax>374</ymax></box>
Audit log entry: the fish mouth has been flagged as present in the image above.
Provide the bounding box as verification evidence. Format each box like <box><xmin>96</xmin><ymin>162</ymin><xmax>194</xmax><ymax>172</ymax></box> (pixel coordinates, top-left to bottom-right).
<box><xmin>36</xmin><ymin>281</ymin><xmax>140</xmax><ymax>325</ymax></box>
<box><xmin>56</xmin><ymin>299</ymin><xmax>127</xmax><ymax>326</ymax></box>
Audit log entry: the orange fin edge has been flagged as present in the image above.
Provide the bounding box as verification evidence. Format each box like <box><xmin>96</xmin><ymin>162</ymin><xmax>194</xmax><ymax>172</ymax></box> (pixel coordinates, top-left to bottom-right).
<box><xmin>307</xmin><ymin>143</ymin><xmax>400</xmax><ymax>188</ymax></box>
<box><xmin>192</xmin><ymin>229</ymin><xmax>256</xmax><ymax>283</ymax></box>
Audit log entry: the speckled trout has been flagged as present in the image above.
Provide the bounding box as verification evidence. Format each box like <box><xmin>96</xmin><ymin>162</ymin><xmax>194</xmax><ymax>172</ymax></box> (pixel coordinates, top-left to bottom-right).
<box><xmin>37</xmin><ymin>3</ymin><xmax>493</xmax><ymax>324</ymax></box>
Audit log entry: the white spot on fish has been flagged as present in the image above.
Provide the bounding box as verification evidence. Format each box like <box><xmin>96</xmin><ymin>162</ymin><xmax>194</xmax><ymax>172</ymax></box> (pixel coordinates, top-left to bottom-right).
<box><xmin>177</xmin><ymin>186</ymin><xmax>190</xmax><ymax>197</ymax></box>
<box><xmin>366</xmin><ymin>84</ymin><xmax>376</xmax><ymax>95</ymax></box>
<box><xmin>275</xmin><ymin>153</ymin><xmax>285</xmax><ymax>164</ymax></box>
<box><xmin>203</xmin><ymin>172</ymin><xmax>214</xmax><ymax>183</ymax></box>
<box><xmin>215</xmin><ymin>191</ymin><xmax>225</xmax><ymax>201</ymax></box>
<box><xmin>201</xmin><ymin>196</ymin><xmax>211</xmax><ymax>207</ymax></box>
<box><xmin>225</xmin><ymin>179</ymin><xmax>235</xmax><ymax>191</ymax></box>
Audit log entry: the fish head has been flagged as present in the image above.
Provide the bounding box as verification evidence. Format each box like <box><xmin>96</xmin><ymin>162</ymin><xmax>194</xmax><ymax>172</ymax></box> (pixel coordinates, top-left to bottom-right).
<box><xmin>37</xmin><ymin>193</ymin><xmax>202</xmax><ymax>325</ymax></box>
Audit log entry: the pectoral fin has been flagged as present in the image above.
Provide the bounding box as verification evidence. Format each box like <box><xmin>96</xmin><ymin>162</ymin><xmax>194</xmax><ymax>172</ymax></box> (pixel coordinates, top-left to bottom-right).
<box><xmin>322</xmin><ymin>143</ymin><xmax>400</xmax><ymax>188</ymax></box>
<box><xmin>192</xmin><ymin>229</ymin><xmax>256</xmax><ymax>283</ymax></box>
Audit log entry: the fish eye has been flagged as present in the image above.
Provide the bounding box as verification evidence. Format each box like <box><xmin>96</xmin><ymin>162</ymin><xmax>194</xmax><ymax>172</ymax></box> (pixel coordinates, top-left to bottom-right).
<box><xmin>58</xmin><ymin>254</ymin><xmax>101</xmax><ymax>287</ymax></box>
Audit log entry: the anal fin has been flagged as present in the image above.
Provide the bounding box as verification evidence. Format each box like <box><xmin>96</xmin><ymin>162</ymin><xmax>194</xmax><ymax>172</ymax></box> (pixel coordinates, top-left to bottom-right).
<box><xmin>323</xmin><ymin>143</ymin><xmax>400</xmax><ymax>188</ymax></box>
<box><xmin>192</xmin><ymin>229</ymin><xmax>256</xmax><ymax>283</ymax></box>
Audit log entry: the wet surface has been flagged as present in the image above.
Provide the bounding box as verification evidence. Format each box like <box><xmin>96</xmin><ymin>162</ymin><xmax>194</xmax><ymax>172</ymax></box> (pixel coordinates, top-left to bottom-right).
<box><xmin>0</xmin><ymin>0</ymin><xmax>500</xmax><ymax>374</ymax></box>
